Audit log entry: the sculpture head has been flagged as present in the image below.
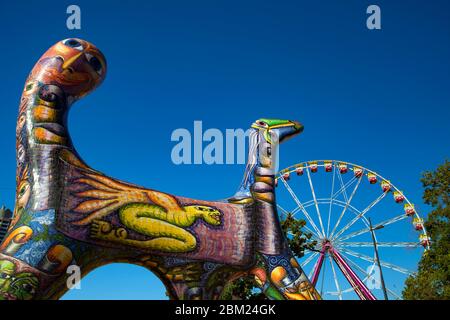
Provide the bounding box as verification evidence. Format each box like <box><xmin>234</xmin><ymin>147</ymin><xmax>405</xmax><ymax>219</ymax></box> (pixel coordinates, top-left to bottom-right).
<box><xmin>28</xmin><ymin>38</ymin><xmax>106</xmax><ymax>101</ymax></box>
<box><xmin>251</xmin><ymin>118</ymin><xmax>303</xmax><ymax>144</ymax></box>
<box><xmin>0</xmin><ymin>260</ymin><xmax>38</xmax><ymax>300</ymax></box>
<box><xmin>185</xmin><ymin>205</ymin><xmax>222</xmax><ymax>226</ymax></box>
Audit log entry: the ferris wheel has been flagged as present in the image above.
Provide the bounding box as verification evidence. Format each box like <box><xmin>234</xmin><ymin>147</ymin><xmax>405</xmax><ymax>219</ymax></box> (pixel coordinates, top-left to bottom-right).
<box><xmin>275</xmin><ymin>160</ymin><xmax>430</xmax><ymax>300</ymax></box>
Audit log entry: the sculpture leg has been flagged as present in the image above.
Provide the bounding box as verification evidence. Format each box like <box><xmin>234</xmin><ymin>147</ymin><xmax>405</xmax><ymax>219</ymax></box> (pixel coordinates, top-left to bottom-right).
<box><xmin>251</xmin><ymin>166</ymin><xmax>321</xmax><ymax>300</ymax></box>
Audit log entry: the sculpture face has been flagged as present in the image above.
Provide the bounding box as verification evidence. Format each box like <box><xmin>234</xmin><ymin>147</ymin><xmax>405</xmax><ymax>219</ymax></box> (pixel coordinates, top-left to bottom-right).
<box><xmin>0</xmin><ymin>260</ymin><xmax>38</xmax><ymax>300</ymax></box>
<box><xmin>252</xmin><ymin>118</ymin><xmax>303</xmax><ymax>144</ymax></box>
<box><xmin>185</xmin><ymin>205</ymin><xmax>222</xmax><ymax>226</ymax></box>
<box><xmin>29</xmin><ymin>38</ymin><xmax>107</xmax><ymax>100</ymax></box>
<box><xmin>16</xmin><ymin>180</ymin><xmax>31</xmax><ymax>209</ymax></box>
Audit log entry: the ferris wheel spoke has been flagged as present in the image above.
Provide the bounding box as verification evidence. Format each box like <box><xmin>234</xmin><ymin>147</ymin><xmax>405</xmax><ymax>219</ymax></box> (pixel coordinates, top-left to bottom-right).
<box><xmin>306</xmin><ymin>166</ymin><xmax>326</xmax><ymax>237</ymax></box>
<box><xmin>280</xmin><ymin>207</ymin><xmax>321</xmax><ymax>240</ymax></box>
<box><xmin>278</xmin><ymin>204</ymin><xmax>321</xmax><ymax>240</ymax></box>
<box><xmin>339</xmin><ymin>247</ymin><xmax>415</xmax><ymax>276</ymax></box>
<box><xmin>329</xmin><ymin>176</ymin><xmax>363</xmax><ymax>239</ymax></box>
<box><xmin>326</xmin><ymin>164</ymin><xmax>337</xmax><ymax>237</ymax></box>
<box><xmin>280</xmin><ymin>177</ymin><xmax>324</xmax><ymax>238</ymax></box>
<box><xmin>332</xmin><ymin>192</ymin><xmax>387</xmax><ymax>241</ymax></box>
<box><xmin>277</xmin><ymin>203</ymin><xmax>289</xmax><ymax>217</ymax></box>
<box><xmin>289</xmin><ymin>200</ymin><xmax>314</xmax><ymax>216</ymax></box>
<box><xmin>338</xmin><ymin>213</ymin><xmax>408</xmax><ymax>242</ymax></box>
<box><xmin>289</xmin><ymin>205</ymin><xmax>302</xmax><ymax>217</ymax></box>
<box><xmin>328</xmin><ymin>255</ymin><xmax>343</xmax><ymax>300</ymax></box>
<box><xmin>308</xmin><ymin>255</ymin><xmax>320</xmax><ymax>280</ymax></box>
<box><xmin>335</xmin><ymin>242</ymin><xmax>421</xmax><ymax>248</ymax></box>
<box><xmin>301</xmin><ymin>251</ymin><xmax>319</xmax><ymax>268</ymax></box>
<box><xmin>340</xmin><ymin>252</ymin><xmax>402</xmax><ymax>300</ymax></box>
<box><xmin>330</xmin><ymin>175</ymin><xmax>358</xmax><ymax>202</ymax></box>
<box><xmin>337</xmin><ymin>170</ymin><xmax>350</xmax><ymax>202</ymax></box>
<box><xmin>376</xmin><ymin>213</ymin><xmax>410</xmax><ymax>228</ymax></box>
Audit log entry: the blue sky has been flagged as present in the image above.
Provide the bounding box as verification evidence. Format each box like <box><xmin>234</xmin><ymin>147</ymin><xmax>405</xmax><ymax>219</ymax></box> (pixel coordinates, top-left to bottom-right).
<box><xmin>0</xmin><ymin>1</ymin><xmax>449</xmax><ymax>299</ymax></box>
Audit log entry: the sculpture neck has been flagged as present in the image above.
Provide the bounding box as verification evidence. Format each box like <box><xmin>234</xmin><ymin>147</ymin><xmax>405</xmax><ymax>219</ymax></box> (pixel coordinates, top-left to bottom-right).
<box><xmin>233</xmin><ymin>129</ymin><xmax>259</xmax><ymax>197</ymax></box>
<box><xmin>16</xmin><ymin>82</ymin><xmax>74</xmax><ymax>211</ymax></box>
<box><xmin>233</xmin><ymin>128</ymin><xmax>278</xmax><ymax>198</ymax></box>
<box><xmin>20</xmin><ymin>82</ymin><xmax>73</xmax><ymax>147</ymax></box>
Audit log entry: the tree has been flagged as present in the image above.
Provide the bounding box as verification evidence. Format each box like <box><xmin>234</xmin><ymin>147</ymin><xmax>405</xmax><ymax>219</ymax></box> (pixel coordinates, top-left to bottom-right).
<box><xmin>403</xmin><ymin>160</ymin><xmax>450</xmax><ymax>300</ymax></box>
<box><xmin>227</xmin><ymin>213</ymin><xmax>316</xmax><ymax>299</ymax></box>
<box><xmin>281</xmin><ymin>212</ymin><xmax>317</xmax><ymax>255</ymax></box>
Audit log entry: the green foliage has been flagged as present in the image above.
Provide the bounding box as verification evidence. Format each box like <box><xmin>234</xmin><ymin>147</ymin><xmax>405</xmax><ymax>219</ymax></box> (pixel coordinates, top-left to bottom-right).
<box><xmin>281</xmin><ymin>212</ymin><xmax>317</xmax><ymax>257</ymax></box>
<box><xmin>223</xmin><ymin>276</ymin><xmax>267</xmax><ymax>300</ymax></box>
<box><xmin>403</xmin><ymin>160</ymin><xmax>450</xmax><ymax>300</ymax></box>
<box><xmin>227</xmin><ymin>213</ymin><xmax>315</xmax><ymax>300</ymax></box>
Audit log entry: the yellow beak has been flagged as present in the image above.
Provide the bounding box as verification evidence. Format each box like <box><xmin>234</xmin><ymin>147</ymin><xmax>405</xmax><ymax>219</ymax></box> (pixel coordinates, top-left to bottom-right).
<box><xmin>62</xmin><ymin>52</ymin><xmax>83</xmax><ymax>69</ymax></box>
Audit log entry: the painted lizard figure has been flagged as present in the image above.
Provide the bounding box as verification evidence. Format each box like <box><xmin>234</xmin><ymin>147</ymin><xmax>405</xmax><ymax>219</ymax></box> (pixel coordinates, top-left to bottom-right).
<box><xmin>70</xmin><ymin>171</ymin><xmax>222</xmax><ymax>252</ymax></box>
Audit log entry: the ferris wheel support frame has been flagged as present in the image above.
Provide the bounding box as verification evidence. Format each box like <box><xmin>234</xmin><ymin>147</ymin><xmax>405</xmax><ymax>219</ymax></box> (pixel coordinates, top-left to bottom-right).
<box><xmin>311</xmin><ymin>247</ymin><xmax>326</xmax><ymax>286</ymax></box>
<box><xmin>330</xmin><ymin>246</ymin><xmax>376</xmax><ymax>300</ymax></box>
<box><xmin>310</xmin><ymin>239</ymin><xmax>376</xmax><ymax>300</ymax></box>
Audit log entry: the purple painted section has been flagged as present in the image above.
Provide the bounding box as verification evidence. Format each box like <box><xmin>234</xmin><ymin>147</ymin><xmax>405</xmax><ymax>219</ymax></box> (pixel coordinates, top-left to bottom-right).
<box><xmin>56</xmin><ymin>161</ymin><xmax>256</xmax><ymax>267</ymax></box>
<box><xmin>330</xmin><ymin>247</ymin><xmax>376</xmax><ymax>300</ymax></box>
<box><xmin>311</xmin><ymin>247</ymin><xmax>326</xmax><ymax>286</ymax></box>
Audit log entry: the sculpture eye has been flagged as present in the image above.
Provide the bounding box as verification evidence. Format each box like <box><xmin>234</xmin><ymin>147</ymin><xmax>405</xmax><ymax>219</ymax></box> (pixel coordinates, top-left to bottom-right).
<box><xmin>23</xmin><ymin>283</ymin><xmax>34</xmax><ymax>293</ymax></box>
<box><xmin>0</xmin><ymin>273</ymin><xmax>10</xmax><ymax>279</ymax></box>
<box><xmin>258</xmin><ymin>121</ymin><xmax>268</xmax><ymax>127</ymax></box>
<box><xmin>85</xmin><ymin>53</ymin><xmax>103</xmax><ymax>75</ymax></box>
<box><xmin>62</xmin><ymin>39</ymin><xmax>84</xmax><ymax>51</ymax></box>
<box><xmin>18</xmin><ymin>185</ymin><xmax>26</xmax><ymax>197</ymax></box>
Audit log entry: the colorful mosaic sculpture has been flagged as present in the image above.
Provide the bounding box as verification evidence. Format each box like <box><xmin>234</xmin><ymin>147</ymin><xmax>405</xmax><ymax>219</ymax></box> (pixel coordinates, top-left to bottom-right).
<box><xmin>0</xmin><ymin>39</ymin><xmax>320</xmax><ymax>300</ymax></box>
